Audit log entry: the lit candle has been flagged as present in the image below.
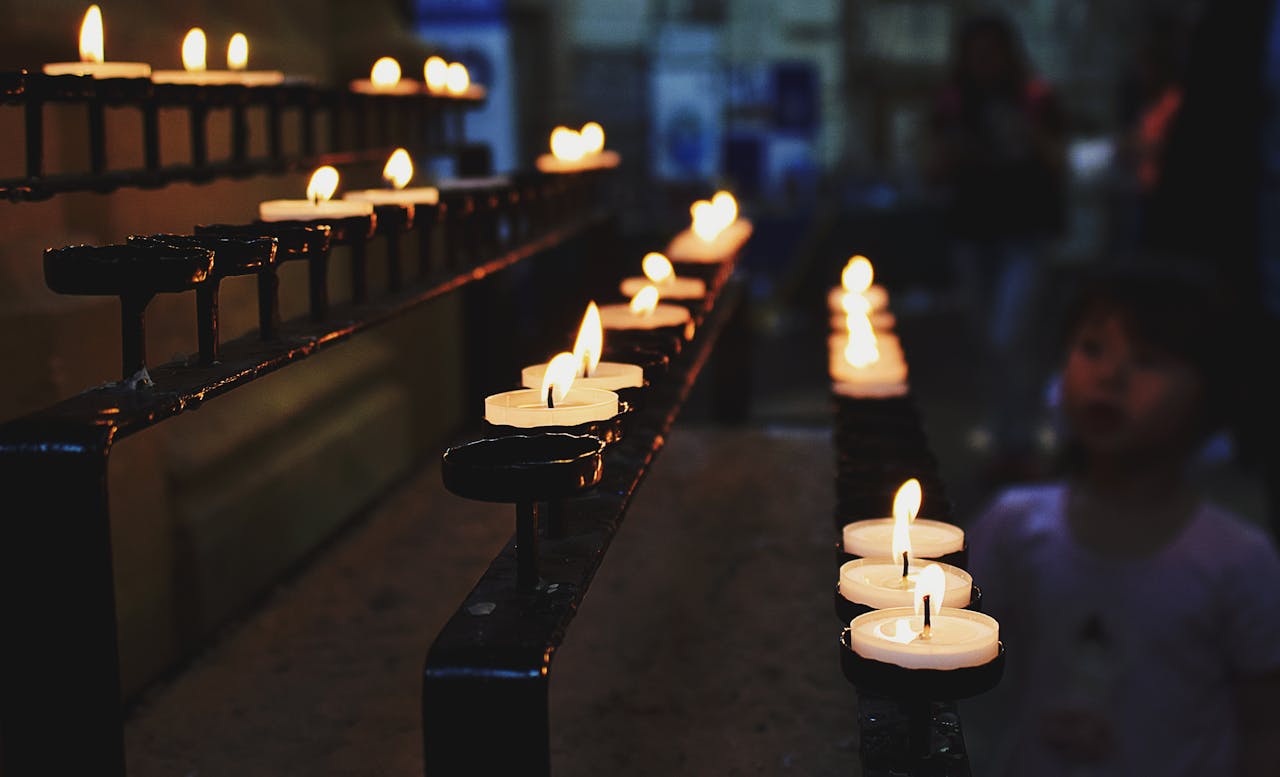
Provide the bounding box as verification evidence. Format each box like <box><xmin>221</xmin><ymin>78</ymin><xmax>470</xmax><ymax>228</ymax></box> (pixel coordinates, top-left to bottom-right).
<box><xmin>536</xmin><ymin>123</ymin><xmax>621</xmax><ymax>173</ymax></box>
<box><xmin>827</xmin><ymin>255</ymin><xmax>889</xmax><ymax>315</ymax></box>
<box><xmin>842</xmin><ymin>479</ymin><xmax>965</xmax><ymax>560</ymax></box>
<box><xmin>343</xmin><ymin>148</ymin><xmax>440</xmax><ymax>207</ymax></box>
<box><xmin>847</xmin><ymin>565</ymin><xmax>1000</xmax><ymax>670</ymax></box>
<box><xmin>259</xmin><ymin>166</ymin><xmax>375</xmax><ymax>221</ymax></box>
<box><xmin>43</xmin><ymin>5</ymin><xmax>151</xmax><ymax>79</ymax></box>
<box><xmin>619</xmin><ymin>252</ymin><xmax>706</xmax><ymax>300</ymax></box>
<box><xmin>838</xmin><ymin>556</ymin><xmax>972</xmax><ymax>611</ymax></box>
<box><xmin>486</xmin><ymin>351</ymin><xmax>620</xmax><ymax>428</ymax></box>
<box><xmin>424</xmin><ymin>56</ymin><xmax>448</xmax><ymax>93</ymax></box>
<box><xmin>665</xmin><ymin>190</ymin><xmax>753</xmax><ymax>264</ymax></box>
<box><xmin>225</xmin><ymin>32</ymin><xmax>284</xmax><ymax>86</ymax></box>
<box><xmin>351</xmin><ymin>56</ymin><xmax>420</xmax><ymax>94</ymax></box>
<box><xmin>828</xmin><ymin>318</ymin><xmax>908</xmax><ymax>398</ymax></box>
<box><xmin>521</xmin><ymin>302</ymin><xmax>644</xmax><ymax>392</ymax></box>
<box><xmin>152</xmin><ymin>28</ymin><xmax>240</xmax><ymax>85</ymax></box>
<box><xmin>445</xmin><ymin>62</ymin><xmax>470</xmax><ymax>95</ymax></box>
<box><xmin>597</xmin><ymin>285</ymin><xmax>693</xmax><ymax>335</ymax></box>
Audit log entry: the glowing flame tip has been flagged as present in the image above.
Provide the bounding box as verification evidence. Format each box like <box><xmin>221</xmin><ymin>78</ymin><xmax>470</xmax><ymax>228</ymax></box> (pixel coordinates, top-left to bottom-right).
<box><xmin>842</xmin><ymin>255</ymin><xmax>874</xmax><ymax>294</ymax></box>
<box><xmin>371</xmin><ymin>56</ymin><xmax>401</xmax><ymax>88</ymax></box>
<box><xmin>181</xmin><ymin>28</ymin><xmax>207</xmax><ymax>73</ymax></box>
<box><xmin>383</xmin><ymin>148</ymin><xmax>413</xmax><ymax>190</ymax></box>
<box><xmin>227</xmin><ymin>32</ymin><xmax>248</xmax><ymax>70</ymax></box>
<box><xmin>306</xmin><ymin>165</ymin><xmax>340</xmax><ymax>204</ymax></box>
<box><xmin>642</xmin><ymin>252</ymin><xmax>674</xmax><ymax>284</ymax></box>
<box><xmin>79</xmin><ymin>5</ymin><xmax>105</xmax><ymax>64</ymax></box>
<box><xmin>572</xmin><ymin>302</ymin><xmax>603</xmax><ymax>378</ymax></box>
<box><xmin>630</xmin><ymin>285</ymin><xmax>660</xmax><ymax>316</ymax></box>
<box><xmin>541</xmin><ymin>352</ymin><xmax>578</xmax><ymax>407</ymax></box>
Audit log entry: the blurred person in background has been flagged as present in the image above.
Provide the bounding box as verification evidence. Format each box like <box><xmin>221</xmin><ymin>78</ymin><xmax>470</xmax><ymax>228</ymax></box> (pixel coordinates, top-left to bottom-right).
<box><xmin>925</xmin><ymin>12</ymin><xmax>1069</xmax><ymax>486</ymax></box>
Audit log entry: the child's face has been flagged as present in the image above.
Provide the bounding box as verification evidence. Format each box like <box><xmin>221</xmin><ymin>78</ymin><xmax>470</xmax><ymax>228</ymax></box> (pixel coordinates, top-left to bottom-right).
<box><xmin>1061</xmin><ymin>313</ymin><xmax>1206</xmax><ymax>458</ymax></box>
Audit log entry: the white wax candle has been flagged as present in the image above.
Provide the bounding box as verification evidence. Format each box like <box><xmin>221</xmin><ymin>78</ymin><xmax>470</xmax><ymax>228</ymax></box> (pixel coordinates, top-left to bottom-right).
<box><xmin>828</xmin><ymin>333</ymin><xmax>908</xmax><ymax>393</ymax></box>
<box><xmin>351</xmin><ymin>79</ymin><xmax>421</xmax><ymax>94</ymax></box>
<box><xmin>838</xmin><ymin>558</ymin><xmax>971</xmax><ymax>610</ymax></box>
<box><xmin>843</xmin><ymin>518</ymin><xmax>965</xmax><ymax>559</ymax></box>
<box><xmin>828</xmin><ymin>285</ymin><xmax>889</xmax><ymax>314</ymax></box>
<box><xmin>665</xmin><ymin>219</ymin><xmax>754</xmax><ymax>263</ymax></box>
<box><xmin>484</xmin><ymin>387</ymin><xmax>619</xmax><ymax>428</ymax></box>
<box><xmin>534</xmin><ymin>150</ymin><xmax>621</xmax><ymax>174</ymax></box>
<box><xmin>259</xmin><ymin>199</ymin><xmax>374</xmax><ymax>222</ymax></box>
<box><xmin>521</xmin><ymin>361</ymin><xmax>643</xmax><ymax>392</ymax></box>
<box><xmin>848</xmin><ymin>607</ymin><xmax>1000</xmax><ymax>670</ymax></box>
<box><xmin>43</xmin><ymin>61</ymin><xmax>151</xmax><ymax>78</ymax></box>
<box><xmin>831</xmin><ymin>310</ymin><xmax>896</xmax><ymax>332</ymax></box>
<box><xmin>620</xmin><ymin>276</ymin><xmax>705</xmax><ymax>300</ymax></box>
<box><xmin>344</xmin><ymin>187</ymin><xmax>440</xmax><ymax>206</ymax></box>
<box><xmin>597</xmin><ymin>302</ymin><xmax>691</xmax><ymax>332</ymax></box>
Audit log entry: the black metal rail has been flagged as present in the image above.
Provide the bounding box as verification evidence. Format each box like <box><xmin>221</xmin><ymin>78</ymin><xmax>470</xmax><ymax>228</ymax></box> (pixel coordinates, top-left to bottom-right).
<box><xmin>422</xmin><ymin>256</ymin><xmax>745</xmax><ymax>776</ymax></box>
<box><xmin>0</xmin><ymin>167</ymin><xmax>615</xmax><ymax>777</ymax></box>
<box><xmin>0</xmin><ymin>69</ymin><xmax>479</xmax><ymax>201</ymax></box>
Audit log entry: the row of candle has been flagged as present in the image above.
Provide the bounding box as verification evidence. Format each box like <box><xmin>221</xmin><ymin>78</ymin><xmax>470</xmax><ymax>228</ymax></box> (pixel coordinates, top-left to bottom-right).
<box><xmin>827</xmin><ymin>261</ymin><xmax>1001</xmax><ymax>672</ymax></box>
<box><xmin>42</xmin><ymin>5</ymin><xmax>480</xmax><ymax>97</ymax></box>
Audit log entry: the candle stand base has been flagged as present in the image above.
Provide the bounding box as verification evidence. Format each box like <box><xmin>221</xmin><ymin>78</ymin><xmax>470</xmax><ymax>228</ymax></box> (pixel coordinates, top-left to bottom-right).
<box><xmin>835</xmin><ymin>584</ymin><xmax>983</xmax><ymax>625</ymax></box>
<box><xmin>441</xmin><ymin>433</ymin><xmax>604</xmax><ymax>590</ymax></box>
<box><xmin>481</xmin><ymin>400</ymin><xmax>634</xmax><ymax>447</ymax></box>
<box><xmin>605</xmin><ymin>322</ymin><xmax>693</xmax><ymax>359</ymax></box>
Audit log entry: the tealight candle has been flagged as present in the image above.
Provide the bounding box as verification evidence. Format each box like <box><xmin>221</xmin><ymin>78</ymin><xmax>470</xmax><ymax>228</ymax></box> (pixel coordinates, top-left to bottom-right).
<box><xmin>152</xmin><ymin>28</ymin><xmax>241</xmax><ymax>85</ymax></box>
<box><xmin>828</xmin><ymin>326</ymin><xmax>908</xmax><ymax>397</ymax></box>
<box><xmin>259</xmin><ymin>166</ymin><xmax>375</xmax><ymax>221</ymax></box>
<box><xmin>343</xmin><ymin>148</ymin><xmax>440</xmax><ymax>208</ymax></box>
<box><xmin>827</xmin><ymin>255</ymin><xmax>889</xmax><ymax>314</ymax></box>
<box><xmin>43</xmin><ymin>6</ymin><xmax>151</xmax><ymax>79</ymax></box>
<box><xmin>842</xmin><ymin>479</ymin><xmax>965</xmax><ymax>560</ymax></box>
<box><xmin>666</xmin><ymin>191</ymin><xmax>753</xmax><ymax>263</ymax></box>
<box><xmin>848</xmin><ymin>565</ymin><xmax>999</xmax><ymax>670</ymax></box>
<box><xmin>521</xmin><ymin>302</ymin><xmax>644</xmax><ymax>391</ymax></box>
<box><xmin>619</xmin><ymin>252</ymin><xmax>705</xmax><ymax>300</ymax></box>
<box><xmin>838</xmin><ymin>557</ymin><xmax>972</xmax><ymax>610</ymax></box>
<box><xmin>225</xmin><ymin>33</ymin><xmax>284</xmax><ymax>86</ymax></box>
<box><xmin>351</xmin><ymin>56</ymin><xmax>421</xmax><ymax>94</ymax></box>
<box><xmin>485</xmin><ymin>352</ymin><xmax>620</xmax><ymax>428</ymax></box>
<box><xmin>597</xmin><ymin>285</ymin><xmax>693</xmax><ymax>334</ymax></box>
<box><xmin>535</xmin><ymin>123</ymin><xmax>621</xmax><ymax>173</ymax></box>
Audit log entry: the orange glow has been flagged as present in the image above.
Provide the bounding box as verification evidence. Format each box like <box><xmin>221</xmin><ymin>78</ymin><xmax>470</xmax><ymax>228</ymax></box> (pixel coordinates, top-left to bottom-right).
<box><xmin>445</xmin><ymin>62</ymin><xmax>470</xmax><ymax>94</ymax></box>
<box><xmin>306</xmin><ymin>166</ymin><xmax>340</xmax><ymax>204</ymax></box>
<box><xmin>227</xmin><ymin>33</ymin><xmax>248</xmax><ymax>70</ymax></box>
<box><xmin>540</xmin><ymin>352</ymin><xmax>578</xmax><ymax>407</ymax></box>
<box><xmin>843</xmin><ymin>316</ymin><xmax>881</xmax><ymax>368</ymax></box>
<box><xmin>383</xmin><ymin>148</ymin><xmax>413</xmax><ymax>190</ymax></box>
<box><xmin>572</xmin><ymin>302</ymin><xmax>603</xmax><ymax>378</ymax></box>
<box><xmin>712</xmin><ymin>190</ymin><xmax>738</xmax><ymax>225</ymax></box>
<box><xmin>629</xmin><ymin>285</ymin><xmax>660</xmax><ymax>317</ymax></box>
<box><xmin>550</xmin><ymin>126</ymin><xmax>584</xmax><ymax>162</ymax></box>
<box><xmin>424</xmin><ymin>56</ymin><xmax>448</xmax><ymax>91</ymax></box>
<box><xmin>181</xmin><ymin>28</ymin><xmax>207</xmax><ymax>72</ymax></box>
<box><xmin>580</xmin><ymin>122</ymin><xmax>605</xmax><ymax>154</ymax></box>
<box><xmin>690</xmin><ymin>200</ymin><xmax>720</xmax><ymax>241</ymax></box>
<box><xmin>893</xmin><ymin>478</ymin><xmax>922</xmax><ymax>524</ymax></box>
<box><xmin>642</xmin><ymin>252</ymin><xmax>674</xmax><ymax>284</ymax></box>
<box><xmin>79</xmin><ymin>5</ymin><xmax>104</xmax><ymax>63</ymax></box>
<box><xmin>370</xmin><ymin>57</ymin><xmax>401</xmax><ymax>89</ymax></box>
<box><xmin>842</xmin><ymin>255</ymin><xmax>873</xmax><ymax>294</ymax></box>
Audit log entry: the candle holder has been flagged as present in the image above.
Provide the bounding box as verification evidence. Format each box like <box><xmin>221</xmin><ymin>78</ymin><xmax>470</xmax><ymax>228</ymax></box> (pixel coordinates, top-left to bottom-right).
<box><xmin>369</xmin><ymin>203</ymin><xmax>414</xmax><ymax>293</ymax></box>
<box><xmin>195</xmin><ymin>222</ymin><xmax>333</xmax><ymax>333</ymax></box>
<box><xmin>126</xmin><ymin>233</ymin><xmax>278</xmax><ymax>365</ymax></box>
<box><xmin>482</xmin><ymin>399</ymin><xmax>635</xmax><ymax>447</ymax></box>
<box><xmin>42</xmin><ymin>242</ymin><xmax>215</xmax><ymax>383</ymax></box>
<box><xmin>604</xmin><ymin>324</ymin><xmax>691</xmax><ymax>361</ymax></box>
<box><xmin>839</xmin><ymin>628</ymin><xmax>1004</xmax><ymax>767</ymax></box>
<box><xmin>441</xmin><ymin>433</ymin><xmax>604</xmax><ymax>591</ymax></box>
<box><xmin>254</xmin><ymin>213</ymin><xmax>377</xmax><ymax>309</ymax></box>
<box><xmin>834</xmin><ymin>582</ymin><xmax>983</xmax><ymax>626</ymax></box>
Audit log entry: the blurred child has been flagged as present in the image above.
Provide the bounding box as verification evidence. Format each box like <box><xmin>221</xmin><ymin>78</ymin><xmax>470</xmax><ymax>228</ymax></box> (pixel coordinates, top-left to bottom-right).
<box><xmin>963</xmin><ymin>262</ymin><xmax>1280</xmax><ymax>777</ymax></box>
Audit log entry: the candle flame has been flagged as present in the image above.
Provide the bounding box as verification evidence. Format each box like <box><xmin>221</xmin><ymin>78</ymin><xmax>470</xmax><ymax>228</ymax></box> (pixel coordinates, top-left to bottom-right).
<box><xmin>630</xmin><ymin>285</ymin><xmax>660</xmax><ymax>317</ymax></box>
<box><xmin>842</xmin><ymin>255</ymin><xmax>873</xmax><ymax>294</ymax></box>
<box><xmin>541</xmin><ymin>352</ymin><xmax>577</xmax><ymax>407</ymax></box>
<box><xmin>181</xmin><ymin>28</ymin><xmax>207</xmax><ymax>73</ymax></box>
<box><xmin>690</xmin><ymin>200</ymin><xmax>721</xmax><ymax>241</ymax></box>
<box><xmin>642</xmin><ymin>252</ymin><xmax>674</xmax><ymax>284</ymax></box>
<box><xmin>445</xmin><ymin>62</ymin><xmax>470</xmax><ymax>94</ymax></box>
<box><xmin>227</xmin><ymin>33</ymin><xmax>248</xmax><ymax>70</ymax></box>
<box><xmin>893</xmin><ymin>479</ymin><xmax>922</xmax><ymax>525</ymax></box>
<box><xmin>573</xmin><ymin>302</ymin><xmax>603</xmax><ymax>378</ymax></box>
<box><xmin>550</xmin><ymin>126</ymin><xmax>585</xmax><ymax>162</ymax></box>
<box><xmin>843</xmin><ymin>316</ymin><xmax>881</xmax><ymax>368</ymax></box>
<box><xmin>383</xmin><ymin>148</ymin><xmax>413</xmax><ymax>190</ymax></box>
<box><xmin>424</xmin><ymin>56</ymin><xmax>448</xmax><ymax>92</ymax></box>
<box><xmin>891</xmin><ymin>495</ymin><xmax>912</xmax><ymax>562</ymax></box>
<box><xmin>874</xmin><ymin>617</ymin><xmax>921</xmax><ymax>645</ymax></box>
<box><xmin>306</xmin><ymin>165</ymin><xmax>340</xmax><ymax>204</ymax></box>
<box><xmin>370</xmin><ymin>56</ymin><xmax>401</xmax><ymax>89</ymax></box>
<box><xmin>914</xmin><ymin>564</ymin><xmax>946</xmax><ymax>618</ymax></box>
<box><xmin>841</xmin><ymin>291</ymin><xmax>872</xmax><ymax>317</ymax></box>
<box><xmin>580</xmin><ymin>121</ymin><xmax>605</xmax><ymax>154</ymax></box>
<box><xmin>79</xmin><ymin>5</ymin><xmax>104</xmax><ymax>64</ymax></box>
<box><xmin>712</xmin><ymin>190</ymin><xmax>738</xmax><ymax>225</ymax></box>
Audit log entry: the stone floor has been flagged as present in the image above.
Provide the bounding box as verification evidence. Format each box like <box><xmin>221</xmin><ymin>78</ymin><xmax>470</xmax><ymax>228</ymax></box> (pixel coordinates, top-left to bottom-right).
<box><xmin>123</xmin><ymin>213</ymin><xmax>1270</xmax><ymax>776</ymax></box>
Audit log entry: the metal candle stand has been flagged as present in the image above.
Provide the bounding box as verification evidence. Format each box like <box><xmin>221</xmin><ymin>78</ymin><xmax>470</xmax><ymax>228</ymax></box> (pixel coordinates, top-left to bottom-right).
<box><xmin>831</xmin><ymin>379</ymin><xmax>1005</xmax><ymax>774</ymax></box>
<box><xmin>441</xmin><ymin>433</ymin><xmax>605</xmax><ymax>591</ymax></box>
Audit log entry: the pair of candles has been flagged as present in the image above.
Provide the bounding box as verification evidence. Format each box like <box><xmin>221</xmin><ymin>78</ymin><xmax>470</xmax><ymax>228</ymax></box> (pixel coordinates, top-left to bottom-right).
<box><xmin>44</xmin><ymin>6</ymin><xmax>281</xmax><ymax>84</ymax></box>
<box><xmin>665</xmin><ymin>190</ymin><xmax>751</xmax><ymax>264</ymax></box>
<box><xmin>258</xmin><ymin>148</ymin><xmax>439</xmax><ymax>222</ymax></box>
<box><xmin>352</xmin><ymin>56</ymin><xmax>474</xmax><ymax>96</ymax></box>
<box><xmin>535</xmin><ymin>122</ymin><xmax>621</xmax><ymax>173</ymax></box>
<box><xmin>840</xmin><ymin>479</ymin><xmax>999</xmax><ymax>670</ymax></box>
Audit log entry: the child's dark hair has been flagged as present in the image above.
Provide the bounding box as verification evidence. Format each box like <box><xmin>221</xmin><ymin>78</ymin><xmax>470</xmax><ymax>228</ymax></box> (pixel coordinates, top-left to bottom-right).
<box><xmin>1057</xmin><ymin>258</ymin><xmax>1244</xmax><ymax>436</ymax></box>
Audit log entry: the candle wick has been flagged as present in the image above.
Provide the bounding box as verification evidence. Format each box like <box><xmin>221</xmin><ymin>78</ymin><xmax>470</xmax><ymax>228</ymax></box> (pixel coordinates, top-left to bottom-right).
<box><xmin>311</xmin><ymin>192</ymin><xmax>320</xmax><ymax>207</ymax></box>
<box><xmin>546</xmin><ymin>385</ymin><xmax>555</xmax><ymax>409</ymax></box>
<box><xmin>582</xmin><ymin>353</ymin><xmax>592</xmax><ymax>379</ymax></box>
<box><xmin>901</xmin><ymin>550</ymin><xmax>909</xmax><ymax>581</ymax></box>
<box><xmin>922</xmin><ymin>595</ymin><xmax>932</xmax><ymax>639</ymax></box>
